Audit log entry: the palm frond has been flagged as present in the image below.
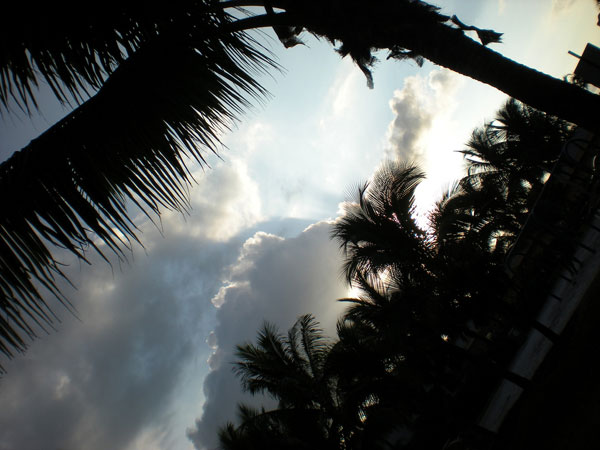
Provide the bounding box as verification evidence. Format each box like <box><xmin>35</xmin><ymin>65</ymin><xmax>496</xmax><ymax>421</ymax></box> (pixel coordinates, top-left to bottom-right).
<box><xmin>1</xmin><ymin>2</ymin><xmax>251</xmax><ymax>113</ymax></box>
<box><xmin>0</xmin><ymin>8</ymin><xmax>278</xmax><ymax>361</ymax></box>
<box><xmin>436</xmin><ymin>98</ymin><xmax>573</xmax><ymax>259</ymax></box>
<box><xmin>294</xmin><ymin>314</ymin><xmax>329</xmax><ymax>378</ymax></box>
<box><xmin>234</xmin><ymin>315</ymin><xmax>334</xmax><ymax>413</ymax></box>
<box><xmin>331</xmin><ymin>161</ymin><xmax>431</xmax><ymax>285</ymax></box>
<box><xmin>338</xmin><ymin>272</ymin><xmax>395</xmax><ymax>331</ymax></box>
<box><xmin>234</xmin><ymin>321</ymin><xmax>292</xmax><ymax>397</ymax></box>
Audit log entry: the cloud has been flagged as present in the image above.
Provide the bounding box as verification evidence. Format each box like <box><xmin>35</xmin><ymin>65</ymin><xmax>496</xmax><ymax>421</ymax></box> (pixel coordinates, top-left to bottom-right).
<box><xmin>385</xmin><ymin>68</ymin><xmax>461</xmax><ymax>165</ymax></box>
<box><xmin>0</xmin><ymin>160</ymin><xmax>264</xmax><ymax>450</ymax></box>
<box><xmin>329</xmin><ymin>67</ymin><xmax>363</xmax><ymax>118</ymax></box>
<box><xmin>0</xmin><ymin>237</ymin><xmax>231</xmax><ymax>450</ymax></box>
<box><xmin>187</xmin><ymin>222</ymin><xmax>348</xmax><ymax>450</ymax></box>
<box><xmin>386</xmin><ymin>78</ymin><xmax>432</xmax><ymax>163</ymax></box>
<box><xmin>0</xmin><ymin>157</ymin><xmax>346</xmax><ymax>450</ymax></box>
<box><xmin>223</xmin><ymin>58</ymin><xmax>386</xmax><ymax>222</ymax></box>
<box><xmin>166</xmin><ymin>159</ymin><xmax>263</xmax><ymax>241</ymax></box>
<box><xmin>381</xmin><ymin>68</ymin><xmax>466</xmax><ymax>222</ymax></box>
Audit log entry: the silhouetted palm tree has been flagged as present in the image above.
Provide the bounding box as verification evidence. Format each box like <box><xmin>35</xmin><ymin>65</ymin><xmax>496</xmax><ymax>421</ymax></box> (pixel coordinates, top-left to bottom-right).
<box><xmin>331</xmin><ymin>162</ymin><xmax>433</xmax><ymax>288</ymax></box>
<box><xmin>221</xmin><ymin>312</ymin><xmax>429</xmax><ymax>449</ymax></box>
<box><xmin>331</xmin><ymin>162</ymin><xmax>501</xmax><ymax>447</ymax></box>
<box><xmin>7</xmin><ymin>1</ymin><xmax>598</xmax><ymax>127</ymax></box>
<box><xmin>220</xmin><ymin>100</ymin><xmax>576</xmax><ymax>447</ymax></box>
<box><xmin>426</xmin><ymin>100</ymin><xmax>575</xmax><ymax>346</ymax></box>
<box><xmin>346</xmin><ymin>156</ymin><xmax>566</xmax><ymax>434</ymax></box>
<box><xmin>222</xmin><ymin>132</ymin><xmax>577</xmax><ymax>447</ymax></box>
<box><xmin>333</xmin><ymin>160</ymin><xmax>504</xmax><ymax>336</ymax></box>
<box><xmin>219</xmin><ymin>314</ymin><xmax>362</xmax><ymax>449</ymax></box>
<box><xmin>432</xmin><ymin>99</ymin><xmax>572</xmax><ymax>256</ymax></box>
<box><xmin>234</xmin><ymin>0</ymin><xmax>599</xmax><ymax>129</ymax></box>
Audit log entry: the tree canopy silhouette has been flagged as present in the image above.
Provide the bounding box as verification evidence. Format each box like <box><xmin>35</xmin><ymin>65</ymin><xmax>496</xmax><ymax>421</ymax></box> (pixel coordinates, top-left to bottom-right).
<box><xmin>217</xmin><ymin>96</ymin><xmax>580</xmax><ymax>448</ymax></box>
<box><xmin>1</xmin><ymin>0</ymin><xmax>597</xmax><ymax>360</ymax></box>
<box><xmin>219</xmin><ymin>315</ymin><xmax>355</xmax><ymax>450</ymax></box>
<box><xmin>432</xmin><ymin>98</ymin><xmax>573</xmax><ymax>256</ymax></box>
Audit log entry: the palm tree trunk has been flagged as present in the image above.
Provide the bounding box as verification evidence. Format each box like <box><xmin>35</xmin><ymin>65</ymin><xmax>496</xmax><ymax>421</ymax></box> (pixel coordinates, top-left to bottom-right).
<box><xmin>391</xmin><ymin>24</ymin><xmax>599</xmax><ymax>133</ymax></box>
<box><xmin>231</xmin><ymin>1</ymin><xmax>600</xmax><ymax>132</ymax></box>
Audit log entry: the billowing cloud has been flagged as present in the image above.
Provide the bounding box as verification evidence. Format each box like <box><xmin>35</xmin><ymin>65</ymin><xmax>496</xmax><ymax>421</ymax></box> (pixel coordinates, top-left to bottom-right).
<box><xmin>0</xmin><ymin>234</ymin><xmax>233</xmax><ymax>450</ymax></box>
<box><xmin>385</xmin><ymin>68</ymin><xmax>461</xmax><ymax>165</ymax></box>
<box><xmin>0</xmin><ymin>159</ymin><xmax>264</xmax><ymax>450</ymax></box>
<box><xmin>383</xmin><ymin>68</ymin><xmax>466</xmax><ymax>222</ymax></box>
<box><xmin>0</xmin><ymin>153</ymin><xmax>348</xmax><ymax>450</ymax></box>
<box><xmin>187</xmin><ymin>222</ymin><xmax>348</xmax><ymax>450</ymax></box>
<box><xmin>167</xmin><ymin>159</ymin><xmax>263</xmax><ymax>241</ymax></box>
<box><xmin>386</xmin><ymin>78</ymin><xmax>433</xmax><ymax>163</ymax></box>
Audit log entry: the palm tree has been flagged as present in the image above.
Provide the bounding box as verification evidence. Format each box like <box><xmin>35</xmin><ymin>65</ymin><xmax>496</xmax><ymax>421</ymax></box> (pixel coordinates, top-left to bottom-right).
<box><xmin>221</xmin><ymin>312</ymin><xmax>425</xmax><ymax>449</ymax></box>
<box><xmin>220</xmin><ymin>103</ymin><xmax>577</xmax><ymax>447</ymax></box>
<box><xmin>225</xmin><ymin>0</ymin><xmax>599</xmax><ymax>130</ymax></box>
<box><xmin>331</xmin><ymin>164</ymin><xmax>528</xmax><ymax>449</ymax></box>
<box><xmin>224</xmin><ymin>143</ymin><xmax>581</xmax><ymax>447</ymax></box>
<box><xmin>6</xmin><ymin>2</ymin><xmax>597</xmax><ymax>126</ymax></box>
<box><xmin>427</xmin><ymin>99</ymin><xmax>577</xmax><ymax>340</ymax></box>
<box><xmin>331</xmin><ymin>162</ymin><xmax>433</xmax><ymax>289</ymax></box>
<box><xmin>218</xmin><ymin>314</ymin><xmax>354</xmax><ymax>449</ymax></box>
<box><xmin>331</xmin><ymin>160</ymin><xmax>494</xmax><ymax>333</ymax></box>
<box><xmin>1</xmin><ymin>0</ymin><xmax>597</xmax><ymax>359</ymax></box>
<box><xmin>218</xmin><ymin>289</ymin><xmax>485</xmax><ymax>449</ymax></box>
<box><xmin>432</xmin><ymin>99</ymin><xmax>573</xmax><ymax>256</ymax></box>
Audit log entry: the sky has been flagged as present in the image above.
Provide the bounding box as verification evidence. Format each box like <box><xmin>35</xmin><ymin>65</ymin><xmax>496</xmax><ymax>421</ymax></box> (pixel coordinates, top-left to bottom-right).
<box><xmin>0</xmin><ymin>1</ymin><xmax>598</xmax><ymax>449</ymax></box>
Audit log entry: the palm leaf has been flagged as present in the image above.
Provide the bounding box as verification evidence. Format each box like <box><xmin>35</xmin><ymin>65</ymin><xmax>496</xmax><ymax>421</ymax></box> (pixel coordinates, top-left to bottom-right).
<box><xmin>234</xmin><ymin>322</ymin><xmax>294</xmax><ymax>397</ymax></box>
<box><xmin>0</xmin><ymin>7</ymin><xmax>277</xmax><ymax>362</ymax></box>
<box><xmin>331</xmin><ymin>161</ymin><xmax>432</xmax><ymax>285</ymax></box>
<box><xmin>1</xmin><ymin>2</ymin><xmax>241</xmax><ymax>112</ymax></box>
<box><xmin>234</xmin><ymin>315</ymin><xmax>334</xmax><ymax>411</ymax></box>
<box><xmin>290</xmin><ymin>314</ymin><xmax>329</xmax><ymax>379</ymax></box>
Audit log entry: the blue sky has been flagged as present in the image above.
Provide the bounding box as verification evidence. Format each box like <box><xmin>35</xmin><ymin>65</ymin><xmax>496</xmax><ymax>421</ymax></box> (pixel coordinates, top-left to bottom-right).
<box><xmin>0</xmin><ymin>2</ymin><xmax>598</xmax><ymax>449</ymax></box>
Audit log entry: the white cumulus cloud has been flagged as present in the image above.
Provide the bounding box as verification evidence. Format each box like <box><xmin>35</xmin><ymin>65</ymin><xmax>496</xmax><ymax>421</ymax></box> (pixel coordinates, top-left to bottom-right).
<box><xmin>385</xmin><ymin>68</ymin><xmax>461</xmax><ymax>165</ymax></box>
<box><xmin>187</xmin><ymin>222</ymin><xmax>348</xmax><ymax>450</ymax></box>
